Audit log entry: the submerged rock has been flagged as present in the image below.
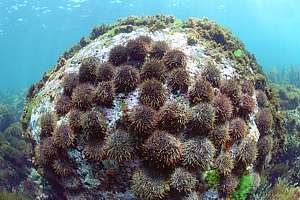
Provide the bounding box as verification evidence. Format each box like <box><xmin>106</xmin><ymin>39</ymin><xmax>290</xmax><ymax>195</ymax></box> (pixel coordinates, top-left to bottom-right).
<box><xmin>21</xmin><ymin>15</ymin><xmax>283</xmax><ymax>200</ymax></box>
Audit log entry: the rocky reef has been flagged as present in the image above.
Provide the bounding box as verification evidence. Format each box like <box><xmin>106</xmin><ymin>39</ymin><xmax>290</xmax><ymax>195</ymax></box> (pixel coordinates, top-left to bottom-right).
<box><xmin>21</xmin><ymin>15</ymin><xmax>283</xmax><ymax>200</ymax></box>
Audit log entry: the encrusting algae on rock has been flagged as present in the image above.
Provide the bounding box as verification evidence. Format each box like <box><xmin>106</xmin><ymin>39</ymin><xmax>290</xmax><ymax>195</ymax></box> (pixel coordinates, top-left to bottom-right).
<box><xmin>21</xmin><ymin>15</ymin><xmax>283</xmax><ymax>200</ymax></box>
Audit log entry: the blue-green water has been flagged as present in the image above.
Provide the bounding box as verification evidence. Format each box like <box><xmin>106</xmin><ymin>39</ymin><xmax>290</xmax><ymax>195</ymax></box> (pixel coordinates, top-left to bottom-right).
<box><xmin>0</xmin><ymin>0</ymin><xmax>299</xmax><ymax>91</ymax></box>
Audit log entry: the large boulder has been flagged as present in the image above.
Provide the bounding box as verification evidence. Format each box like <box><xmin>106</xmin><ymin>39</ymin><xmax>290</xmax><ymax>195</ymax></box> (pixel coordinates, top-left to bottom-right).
<box><xmin>21</xmin><ymin>15</ymin><xmax>283</xmax><ymax>200</ymax></box>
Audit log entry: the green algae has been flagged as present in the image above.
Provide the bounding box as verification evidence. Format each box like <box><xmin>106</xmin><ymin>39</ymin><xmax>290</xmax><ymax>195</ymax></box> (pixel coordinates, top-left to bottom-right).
<box><xmin>203</xmin><ymin>169</ymin><xmax>220</xmax><ymax>187</ymax></box>
<box><xmin>0</xmin><ymin>192</ymin><xmax>29</xmax><ymax>200</ymax></box>
<box><xmin>234</xmin><ymin>49</ymin><xmax>244</xmax><ymax>57</ymax></box>
<box><xmin>233</xmin><ymin>175</ymin><xmax>253</xmax><ymax>200</ymax></box>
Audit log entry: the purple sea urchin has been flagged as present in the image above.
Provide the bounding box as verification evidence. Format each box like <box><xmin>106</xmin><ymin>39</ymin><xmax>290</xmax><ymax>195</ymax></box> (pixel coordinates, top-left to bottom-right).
<box><xmin>158</xmin><ymin>101</ymin><xmax>191</xmax><ymax>134</ymax></box>
<box><xmin>142</xmin><ymin>130</ymin><xmax>183</xmax><ymax>168</ymax></box>
<box><xmin>239</xmin><ymin>94</ymin><xmax>255</xmax><ymax>118</ymax></box>
<box><xmin>68</xmin><ymin>109</ymin><xmax>81</xmax><ymax>131</ymax></box>
<box><xmin>219</xmin><ymin>175</ymin><xmax>239</xmax><ymax>196</ymax></box>
<box><xmin>188</xmin><ymin>103</ymin><xmax>215</xmax><ymax>135</ymax></box>
<box><xmin>170</xmin><ymin>168</ymin><xmax>198</xmax><ymax>193</ymax></box>
<box><xmin>81</xmin><ymin>110</ymin><xmax>107</xmax><ymax>140</ymax></box>
<box><xmin>83</xmin><ymin>139</ymin><xmax>105</xmax><ymax>161</ymax></box>
<box><xmin>258</xmin><ymin>134</ymin><xmax>273</xmax><ymax>156</ymax></box>
<box><xmin>52</xmin><ymin>157</ymin><xmax>74</xmax><ymax>177</ymax></box>
<box><xmin>213</xmin><ymin>94</ymin><xmax>233</xmax><ymax>123</ymax></box>
<box><xmin>108</xmin><ymin>45</ymin><xmax>128</xmax><ymax>66</ymax></box>
<box><xmin>209</xmin><ymin>124</ymin><xmax>230</xmax><ymax>147</ymax></box>
<box><xmin>256</xmin><ymin>109</ymin><xmax>273</xmax><ymax>135</ymax></box>
<box><xmin>114</xmin><ymin>65</ymin><xmax>140</xmax><ymax>93</ymax></box>
<box><xmin>236</xmin><ymin>137</ymin><xmax>257</xmax><ymax>166</ymax></box>
<box><xmin>167</xmin><ymin>68</ymin><xmax>190</xmax><ymax>93</ymax></box>
<box><xmin>126</xmin><ymin>38</ymin><xmax>148</xmax><ymax>62</ymax></box>
<box><xmin>131</xmin><ymin>169</ymin><xmax>170</xmax><ymax>200</ymax></box>
<box><xmin>182</xmin><ymin>138</ymin><xmax>215</xmax><ymax>170</ymax></box>
<box><xmin>129</xmin><ymin>105</ymin><xmax>157</xmax><ymax>136</ymax></box>
<box><xmin>96</xmin><ymin>62</ymin><xmax>115</xmax><ymax>82</ymax></box>
<box><xmin>150</xmin><ymin>41</ymin><xmax>170</xmax><ymax>59</ymax></box>
<box><xmin>256</xmin><ymin>90</ymin><xmax>268</xmax><ymax>108</ymax></box>
<box><xmin>103</xmin><ymin>130</ymin><xmax>134</xmax><ymax>162</ymax></box>
<box><xmin>220</xmin><ymin>79</ymin><xmax>242</xmax><ymax>106</ymax></box>
<box><xmin>34</xmin><ymin>145</ymin><xmax>50</xmax><ymax>166</ymax></box>
<box><xmin>79</xmin><ymin>57</ymin><xmax>100</xmax><ymax>83</ymax></box>
<box><xmin>71</xmin><ymin>83</ymin><xmax>94</xmax><ymax>110</ymax></box>
<box><xmin>40</xmin><ymin>136</ymin><xmax>57</xmax><ymax>159</ymax></box>
<box><xmin>55</xmin><ymin>95</ymin><xmax>72</xmax><ymax>116</ymax></box>
<box><xmin>241</xmin><ymin>80</ymin><xmax>254</xmax><ymax>96</ymax></box>
<box><xmin>140</xmin><ymin>59</ymin><xmax>166</xmax><ymax>82</ymax></box>
<box><xmin>188</xmin><ymin>78</ymin><xmax>214</xmax><ymax>104</ymax></box>
<box><xmin>215</xmin><ymin>152</ymin><xmax>234</xmax><ymax>176</ymax></box>
<box><xmin>93</xmin><ymin>81</ymin><xmax>115</xmax><ymax>107</ymax></box>
<box><xmin>163</xmin><ymin>49</ymin><xmax>187</xmax><ymax>70</ymax></box>
<box><xmin>183</xmin><ymin>192</ymin><xmax>201</xmax><ymax>200</ymax></box>
<box><xmin>201</xmin><ymin>62</ymin><xmax>221</xmax><ymax>88</ymax></box>
<box><xmin>136</xmin><ymin>35</ymin><xmax>153</xmax><ymax>48</ymax></box>
<box><xmin>229</xmin><ymin>118</ymin><xmax>248</xmax><ymax>141</ymax></box>
<box><xmin>40</xmin><ymin>112</ymin><xmax>56</xmax><ymax>137</ymax></box>
<box><xmin>62</xmin><ymin>73</ymin><xmax>79</xmax><ymax>96</ymax></box>
<box><xmin>53</xmin><ymin>124</ymin><xmax>75</xmax><ymax>149</ymax></box>
<box><xmin>139</xmin><ymin>79</ymin><xmax>167</xmax><ymax>110</ymax></box>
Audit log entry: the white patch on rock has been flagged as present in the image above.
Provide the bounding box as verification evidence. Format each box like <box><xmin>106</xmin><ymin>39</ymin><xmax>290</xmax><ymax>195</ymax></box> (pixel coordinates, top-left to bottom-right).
<box><xmin>29</xmin><ymin>96</ymin><xmax>54</xmax><ymax>143</ymax></box>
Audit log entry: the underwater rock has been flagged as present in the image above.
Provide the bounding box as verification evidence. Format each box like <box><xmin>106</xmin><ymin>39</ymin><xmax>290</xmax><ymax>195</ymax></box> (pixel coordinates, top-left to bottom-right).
<box><xmin>21</xmin><ymin>15</ymin><xmax>282</xmax><ymax>200</ymax></box>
